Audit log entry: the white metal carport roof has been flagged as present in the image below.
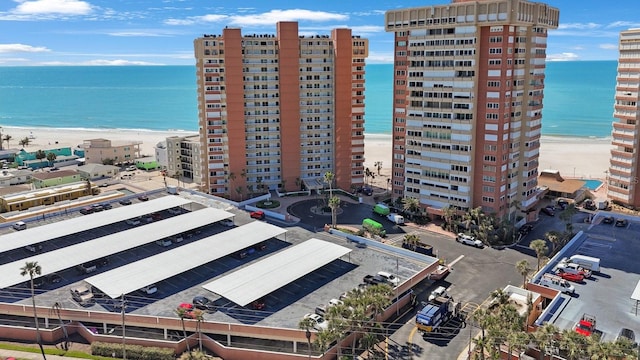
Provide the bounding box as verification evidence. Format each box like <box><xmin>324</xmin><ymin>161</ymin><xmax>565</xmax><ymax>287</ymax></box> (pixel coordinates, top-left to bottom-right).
<box><xmin>202</xmin><ymin>238</ymin><xmax>351</xmax><ymax>306</ymax></box>
<box><xmin>0</xmin><ymin>196</ymin><xmax>191</xmax><ymax>254</ymax></box>
<box><xmin>0</xmin><ymin>207</ymin><xmax>233</xmax><ymax>289</ymax></box>
<box><xmin>86</xmin><ymin>221</ymin><xmax>287</xmax><ymax>298</ymax></box>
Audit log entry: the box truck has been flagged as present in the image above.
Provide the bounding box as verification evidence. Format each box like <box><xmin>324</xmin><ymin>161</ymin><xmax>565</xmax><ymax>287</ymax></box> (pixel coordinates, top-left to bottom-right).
<box><xmin>569</xmin><ymin>255</ymin><xmax>600</xmax><ymax>272</ymax></box>
<box><xmin>387</xmin><ymin>213</ymin><xmax>405</xmax><ymax>225</ymax></box>
<box><xmin>373</xmin><ymin>203</ymin><xmax>390</xmax><ymax>216</ymax></box>
<box><xmin>362</xmin><ymin>218</ymin><xmax>386</xmax><ymax>237</ymax></box>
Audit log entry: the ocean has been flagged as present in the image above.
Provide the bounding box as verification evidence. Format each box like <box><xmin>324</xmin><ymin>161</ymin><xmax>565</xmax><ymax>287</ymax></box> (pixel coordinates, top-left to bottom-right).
<box><xmin>0</xmin><ymin>61</ymin><xmax>618</xmax><ymax>138</ymax></box>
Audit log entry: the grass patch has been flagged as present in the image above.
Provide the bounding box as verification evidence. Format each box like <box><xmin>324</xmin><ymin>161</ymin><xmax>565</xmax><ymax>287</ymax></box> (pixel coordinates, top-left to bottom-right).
<box><xmin>256</xmin><ymin>200</ymin><xmax>280</xmax><ymax>209</ymax></box>
<box><xmin>0</xmin><ymin>343</ymin><xmax>118</xmax><ymax>359</ymax></box>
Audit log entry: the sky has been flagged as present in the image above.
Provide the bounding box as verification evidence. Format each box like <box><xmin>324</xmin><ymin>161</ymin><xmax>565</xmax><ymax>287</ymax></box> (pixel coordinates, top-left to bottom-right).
<box><xmin>1</xmin><ymin>0</ymin><xmax>639</xmax><ymax>66</ymax></box>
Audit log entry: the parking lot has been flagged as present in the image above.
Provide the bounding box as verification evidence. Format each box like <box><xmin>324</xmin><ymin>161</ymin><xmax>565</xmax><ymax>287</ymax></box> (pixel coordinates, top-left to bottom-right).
<box><xmin>538</xmin><ymin>214</ymin><xmax>640</xmax><ymax>342</ymax></box>
<box><xmin>0</xmin><ymin>192</ymin><xmax>432</xmax><ymax>335</ymax></box>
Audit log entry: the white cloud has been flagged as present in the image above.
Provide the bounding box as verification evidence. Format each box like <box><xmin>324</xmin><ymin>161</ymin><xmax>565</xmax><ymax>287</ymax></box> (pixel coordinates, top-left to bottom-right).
<box><xmin>0</xmin><ymin>43</ymin><xmax>50</xmax><ymax>53</ymax></box>
<box><xmin>107</xmin><ymin>31</ymin><xmax>172</xmax><ymax>37</ymax></box>
<box><xmin>599</xmin><ymin>43</ymin><xmax>618</xmax><ymax>50</ymax></box>
<box><xmin>546</xmin><ymin>52</ymin><xmax>579</xmax><ymax>62</ymax></box>
<box><xmin>165</xmin><ymin>9</ymin><xmax>347</xmax><ymax>27</ymax></box>
<box><xmin>229</xmin><ymin>9</ymin><xmax>347</xmax><ymax>26</ymax></box>
<box><xmin>558</xmin><ymin>22</ymin><xmax>600</xmax><ymax>30</ymax></box>
<box><xmin>606</xmin><ymin>21</ymin><xmax>640</xmax><ymax>29</ymax></box>
<box><xmin>366</xmin><ymin>51</ymin><xmax>393</xmax><ymax>64</ymax></box>
<box><xmin>12</xmin><ymin>0</ymin><xmax>92</xmax><ymax>15</ymax></box>
<box><xmin>41</xmin><ymin>59</ymin><xmax>162</xmax><ymax>66</ymax></box>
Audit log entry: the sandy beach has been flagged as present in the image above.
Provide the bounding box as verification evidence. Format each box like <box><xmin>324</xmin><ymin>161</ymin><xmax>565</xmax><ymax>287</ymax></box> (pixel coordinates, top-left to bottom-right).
<box><xmin>2</xmin><ymin>126</ymin><xmax>612</xmax><ymax>185</ymax></box>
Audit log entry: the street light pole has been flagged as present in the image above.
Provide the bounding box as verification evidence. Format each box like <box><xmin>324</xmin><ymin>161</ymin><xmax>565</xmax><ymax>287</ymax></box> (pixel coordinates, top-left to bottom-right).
<box><xmin>305</xmin><ymin>328</ymin><xmax>311</xmax><ymax>360</ymax></box>
<box><xmin>121</xmin><ymin>294</ymin><xmax>126</xmax><ymax>360</ymax></box>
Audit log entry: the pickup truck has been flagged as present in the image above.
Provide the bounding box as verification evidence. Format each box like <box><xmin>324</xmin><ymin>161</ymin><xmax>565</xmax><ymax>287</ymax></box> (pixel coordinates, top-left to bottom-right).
<box><xmin>362</xmin><ymin>274</ymin><xmax>387</xmax><ymax>285</ymax></box>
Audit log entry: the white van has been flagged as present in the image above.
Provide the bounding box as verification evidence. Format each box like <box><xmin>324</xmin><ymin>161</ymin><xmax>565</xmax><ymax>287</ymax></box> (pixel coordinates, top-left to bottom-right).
<box><xmin>569</xmin><ymin>255</ymin><xmax>600</xmax><ymax>272</ymax></box>
<box><xmin>540</xmin><ymin>274</ymin><xmax>575</xmax><ymax>295</ymax></box>
<box><xmin>387</xmin><ymin>213</ymin><xmax>405</xmax><ymax>225</ymax></box>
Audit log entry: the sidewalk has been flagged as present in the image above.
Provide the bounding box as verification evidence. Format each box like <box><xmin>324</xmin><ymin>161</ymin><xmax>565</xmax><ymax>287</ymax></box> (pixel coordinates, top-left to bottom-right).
<box><xmin>0</xmin><ymin>349</ymin><xmax>79</xmax><ymax>359</ymax></box>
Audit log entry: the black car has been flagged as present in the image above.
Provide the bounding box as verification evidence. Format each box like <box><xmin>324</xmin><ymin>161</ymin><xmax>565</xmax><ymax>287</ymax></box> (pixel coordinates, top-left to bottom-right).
<box><xmin>617</xmin><ymin>328</ymin><xmax>636</xmax><ymax>346</ymax></box>
<box><xmin>79</xmin><ymin>206</ymin><xmax>94</xmax><ymax>215</ymax></box>
<box><xmin>101</xmin><ymin>203</ymin><xmax>113</xmax><ymax>210</ymax></box>
<box><xmin>518</xmin><ymin>223</ymin><xmax>534</xmax><ymax>235</ymax></box>
<box><xmin>602</xmin><ymin>216</ymin><xmax>614</xmax><ymax>224</ymax></box>
<box><xmin>138</xmin><ymin>195</ymin><xmax>149</xmax><ymax>201</ymax></box>
<box><xmin>91</xmin><ymin>204</ymin><xmax>104</xmax><ymax>212</ymax></box>
<box><xmin>540</xmin><ymin>206</ymin><xmax>555</xmax><ymax>216</ymax></box>
<box><xmin>192</xmin><ymin>296</ymin><xmax>216</xmax><ymax>311</ymax></box>
<box><xmin>615</xmin><ymin>218</ymin><xmax>628</xmax><ymax>227</ymax></box>
<box><xmin>119</xmin><ymin>199</ymin><xmax>132</xmax><ymax>206</ymax></box>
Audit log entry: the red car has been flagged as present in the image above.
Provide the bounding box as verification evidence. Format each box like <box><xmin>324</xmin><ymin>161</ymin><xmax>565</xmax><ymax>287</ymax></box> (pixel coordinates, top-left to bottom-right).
<box><xmin>250</xmin><ymin>210</ymin><xmax>265</xmax><ymax>220</ymax></box>
<box><xmin>557</xmin><ymin>271</ymin><xmax>584</xmax><ymax>283</ymax></box>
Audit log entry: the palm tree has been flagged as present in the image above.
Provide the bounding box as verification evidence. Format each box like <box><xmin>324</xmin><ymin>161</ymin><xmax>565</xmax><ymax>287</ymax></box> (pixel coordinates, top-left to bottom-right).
<box><xmin>402</xmin><ymin>197</ymin><xmax>421</xmax><ymax>219</ymax></box>
<box><xmin>35</xmin><ymin>149</ymin><xmax>46</xmax><ymax>161</ymax></box>
<box><xmin>46</xmin><ymin>152</ymin><xmax>57</xmax><ymax>167</ymax></box>
<box><xmin>235</xmin><ymin>186</ymin><xmax>243</xmax><ymax>201</ymax></box>
<box><xmin>374</xmin><ymin>161</ymin><xmax>383</xmax><ymax>175</ymax></box>
<box><xmin>529</xmin><ymin>239</ymin><xmax>549</xmax><ymax>271</ymax></box>
<box><xmin>516</xmin><ymin>259</ymin><xmax>532</xmax><ymax>288</ymax></box>
<box><xmin>20</xmin><ymin>261</ymin><xmax>47</xmax><ymax>360</ymax></box>
<box><xmin>328</xmin><ymin>196</ymin><xmax>340</xmax><ymax>228</ymax></box>
<box><xmin>50</xmin><ymin>302</ymin><xmax>69</xmax><ymax>350</ymax></box>
<box><xmin>531</xmin><ymin>322</ymin><xmax>559</xmax><ymax>360</ymax></box>
<box><xmin>545</xmin><ymin>230</ymin><xmax>562</xmax><ymax>254</ymax></box>
<box><xmin>3</xmin><ymin>134</ymin><xmax>12</xmax><ymax>149</ymax></box>
<box><xmin>193</xmin><ymin>309</ymin><xmax>204</xmax><ymax>352</ymax></box>
<box><xmin>20</xmin><ymin>137</ymin><xmax>31</xmax><ymax>148</ymax></box>
<box><xmin>472</xmin><ymin>308</ymin><xmax>495</xmax><ymax>360</ymax></box>
<box><xmin>298</xmin><ymin>316</ymin><xmax>316</xmax><ymax>356</ymax></box>
<box><xmin>559</xmin><ymin>203</ymin><xmax>578</xmax><ymax>234</ymax></box>
<box><xmin>441</xmin><ymin>206</ymin><xmax>458</xmax><ymax>232</ymax></box>
<box><xmin>175</xmin><ymin>306</ymin><xmax>191</xmax><ymax>353</ymax></box>
<box><xmin>490</xmin><ymin>288</ymin><xmax>510</xmax><ymax>307</ymax></box>
<box><xmin>323</xmin><ymin>171</ymin><xmax>334</xmax><ymax>197</ymax></box>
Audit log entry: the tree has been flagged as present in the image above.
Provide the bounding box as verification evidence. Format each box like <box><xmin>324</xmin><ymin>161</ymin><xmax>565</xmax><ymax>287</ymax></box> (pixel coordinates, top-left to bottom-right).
<box><xmin>193</xmin><ymin>309</ymin><xmax>204</xmax><ymax>352</ymax></box>
<box><xmin>235</xmin><ymin>186</ymin><xmax>243</xmax><ymax>201</ymax></box>
<box><xmin>46</xmin><ymin>152</ymin><xmax>57</xmax><ymax>167</ymax></box>
<box><xmin>402</xmin><ymin>197</ymin><xmax>421</xmax><ymax>219</ymax></box>
<box><xmin>175</xmin><ymin>306</ymin><xmax>191</xmax><ymax>353</ymax></box>
<box><xmin>545</xmin><ymin>230</ymin><xmax>562</xmax><ymax>254</ymax></box>
<box><xmin>19</xmin><ymin>137</ymin><xmax>31</xmax><ymax>148</ymax></box>
<box><xmin>529</xmin><ymin>239</ymin><xmax>549</xmax><ymax>271</ymax></box>
<box><xmin>3</xmin><ymin>134</ymin><xmax>12</xmax><ymax>149</ymax></box>
<box><xmin>323</xmin><ymin>171</ymin><xmax>334</xmax><ymax>197</ymax></box>
<box><xmin>20</xmin><ymin>261</ymin><xmax>47</xmax><ymax>360</ymax></box>
<box><xmin>531</xmin><ymin>323</ymin><xmax>559</xmax><ymax>360</ymax></box>
<box><xmin>35</xmin><ymin>149</ymin><xmax>46</xmax><ymax>161</ymax></box>
<box><xmin>516</xmin><ymin>259</ymin><xmax>532</xmax><ymax>288</ymax></box>
<box><xmin>102</xmin><ymin>158</ymin><xmax>115</xmax><ymax>165</ymax></box>
<box><xmin>50</xmin><ymin>302</ymin><xmax>69</xmax><ymax>350</ymax></box>
<box><xmin>374</xmin><ymin>161</ymin><xmax>383</xmax><ymax>175</ymax></box>
<box><xmin>559</xmin><ymin>203</ymin><xmax>578</xmax><ymax>234</ymax></box>
<box><xmin>328</xmin><ymin>196</ymin><xmax>340</xmax><ymax>228</ymax></box>
<box><xmin>442</xmin><ymin>206</ymin><xmax>458</xmax><ymax>232</ymax></box>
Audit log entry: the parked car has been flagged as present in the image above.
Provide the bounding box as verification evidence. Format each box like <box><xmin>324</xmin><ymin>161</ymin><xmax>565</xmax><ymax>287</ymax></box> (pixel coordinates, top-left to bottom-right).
<box><xmin>70</xmin><ymin>285</ymin><xmax>94</xmax><ymax>306</ymax></box>
<box><xmin>540</xmin><ymin>206</ymin><xmax>555</xmax><ymax>216</ymax></box>
<box><xmin>119</xmin><ymin>199</ymin><xmax>132</xmax><ymax>206</ymax></box>
<box><xmin>12</xmin><ymin>221</ymin><xmax>27</xmax><ymax>231</ymax></box>
<box><xmin>24</xmin><ymin>243</ymin><xmax>43</xmax><ymax>253</ymax></box>
<box><xmin>139</xmin><ymin>284</ymin><xmax>158</xmax><ymax>295</ymax></box>
<box><xmin>303</xmin><ymin>313</ymin><xmax>328</xmax><ymax>331</ymax></box>
<box><xmin>79</xmin><ymin>206</ymin><xmax>94</xmax><ymax>215</ymax></box>
<box><xmin>250</xmin><ymin>210</ymin><xmax>265</xmax><ymax>220</ymax></box>
<box><xmin>168</xmin><ymin>207</ymin><xmax>182</xmax><ymax>215</ymax></box>
<box><xmin>428</xmin><ymin>286</ymin><xmax>449</xmax><ymax>301</ymax></box>
<box><xmin>615</xmin><ymin>218</ymin><xmax>628</xmax><ymax>227</ymax></box>
<box><xmin>361</xmin><ymin>187</ymin><xmax>373</xmax><ymax>196</ymax></box>
<box><xmin>583</xmin><ymin>199</ymin><xmax>597</xmax><ymax>210</ymax></box>
<box><xmin>602</xmin><ymin>216</ymin><xmax>614</xmax><ymax>224</ymax></box>
<box><xmin>219</xmin><ymin>219</ymin><xmax>234</xmax><ymax>227</ymax></box>
<box><xmin>376</xmin><ymin>271</ymin><xmax>400</xmax><ymax>286</ymax></box>
<box><xmin>101</xmin><ymin>203</ymin><xmax>113</xmax><ymax>210</ymax></box>
<box><xmin>126</xmin><ymin>165</ymin><xmax>137</xmax><ymax>171</ymax></box>
<box><xmin>518</xmin><ymin>223</ymin><xmax>534</xmax><ymax>235</ymax></box>
<box><xmin>456</xmin><ymin>233</ymin><xmax>484</xmax><ymax>248</ymax></box>
<box><xmin>192</xmin><ymin>295</ymin><xmax>216</xmax><ymax>311</ymax></box>
<box><xmin>91</xmin><ymin>204</ymin><xmax>104</xmax><ymax>212</ymax></box>
<box><xmin>251</xmin><ymin>298</ymin><xmax>266</xmax><ymax>310</ymax></box>
<box><xmin>616</xmin><ymin>328</ymin><xmax>636</xmax><ymax>346</ymax></box>
<box><xmin>556</xmin><ymin>271</ymin><xmax>585</xmax><ymax>283</ymax></box>
<box><xmin>126</xmin><ymin>218</ymin><xmax>141</xmax><ymax>226</ymax></box>
<box><xmin>137</xmin><ymin>194</ymin><xmax>149</xmax><ymax>201</ymax></box>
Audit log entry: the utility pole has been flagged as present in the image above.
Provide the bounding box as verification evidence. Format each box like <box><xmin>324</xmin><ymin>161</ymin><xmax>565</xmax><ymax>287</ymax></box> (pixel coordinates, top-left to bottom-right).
<box><xmin>121</xmin><ymin>294</ymin><xmax>126</xmax><ymax>359</ymax></box>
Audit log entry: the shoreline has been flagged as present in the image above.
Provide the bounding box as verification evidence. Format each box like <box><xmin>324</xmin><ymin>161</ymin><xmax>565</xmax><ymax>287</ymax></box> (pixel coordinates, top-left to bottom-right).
<box><xmin>0</xmin><ymin>125</ymin><xmax>612</xmax><ymax>182</ymax></box>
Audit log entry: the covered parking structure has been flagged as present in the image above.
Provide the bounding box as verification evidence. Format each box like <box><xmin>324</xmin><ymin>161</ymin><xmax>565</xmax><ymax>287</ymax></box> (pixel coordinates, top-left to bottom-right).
<box><xmin>0</xmin><ymin>207</ymin><xmax>233</xmax><ymax>289</ymax></box>
<box><xmin>0</xmin><ymin>196</ymin><xmax>191</xmax><ymax>254</ymax></box>
<box><xmin>85</xmin><ymin>221</ymin><xmax>287</xmax><ymax>298</ymax></box>
<box><xmin>202</xmin><ymin>238</ymin><xmax>351</xmax><ymax>307</ymax></box>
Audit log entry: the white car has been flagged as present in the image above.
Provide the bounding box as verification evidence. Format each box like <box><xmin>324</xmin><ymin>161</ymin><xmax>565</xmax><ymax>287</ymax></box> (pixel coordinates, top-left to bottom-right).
<box><xmin>219</xmin><ymin>219</ymin><xmax>234</xmax><ymax>227</ymax></box>
<box><xmin>328</xmin><ymin>298</ymin><xmax>344</xmax><ymax>307</ymax></box>
<box><xmin>126</xmin><ymin>165</ymin><xmax>137</xmax><ymax>171</ymax></box>
<box><xmin>126</xmin><ymin>218</ymin><xmax>141</xmax><ymax>226</ymax></box>
<box><xmin>428</xmin><ymin>286</ymin><xmax>448</xmax><ymax>301</ymax></box>
<box><xmin>304</xmin><ymin>313</ymin><xmax>328</xmax><ymax>331</ymax></box>
<box><xmin>456</xmin><ymin>233</ymin><xmax>483</xmax><ymax>248</ymax></box>
<box><xmin>139</xmin><ymin>284</ymin><xmax>158</xmax><ymax>295</ymax></box>
<box><xmin>377</xmin><ymin>271</ymin><xmax>400</xmax><ymax>286</ymax></box>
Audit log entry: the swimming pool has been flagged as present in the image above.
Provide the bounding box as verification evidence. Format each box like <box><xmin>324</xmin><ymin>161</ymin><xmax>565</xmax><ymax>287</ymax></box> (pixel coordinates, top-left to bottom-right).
<box><xmin>582</xmin><ymin>179</ymin><xmax>603</xmax><ymax>191</ymax></box>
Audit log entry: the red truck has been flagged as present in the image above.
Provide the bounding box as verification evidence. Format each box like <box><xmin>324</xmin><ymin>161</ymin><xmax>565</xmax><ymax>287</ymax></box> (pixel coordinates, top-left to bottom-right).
<box><xmin>574</xmin><ymin>313</ymin><xmax>596</xmax><ymax>336</ymax></box>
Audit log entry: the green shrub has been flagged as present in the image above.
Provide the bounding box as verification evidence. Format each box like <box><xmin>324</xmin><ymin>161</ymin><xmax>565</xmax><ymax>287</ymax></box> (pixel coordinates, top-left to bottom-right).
<box><xmin>92</xmin><ymin>342</ymin><xmax>174</xmax><ymax>360</ymax></box>
<box><xmin>255</xmin><ymin>199</ymin><xmax>280</xmax><ymax>209</ymax></box>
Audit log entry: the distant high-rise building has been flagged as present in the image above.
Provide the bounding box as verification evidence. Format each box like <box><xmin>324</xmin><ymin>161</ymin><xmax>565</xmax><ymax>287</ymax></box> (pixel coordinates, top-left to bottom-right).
<box><xmin>385</xmin><ymin>0</ymin><xmax>559</xmax><ymax>221</ymax></box>
<box><xmin>608</xmin><ymin>28</ymin><xmax>640</xmax><ymax>208</ymax></box>
<box><xmin>194</xmin><ymin>22</ymin><xmax>368</xmax><ymax>199</ymax></box>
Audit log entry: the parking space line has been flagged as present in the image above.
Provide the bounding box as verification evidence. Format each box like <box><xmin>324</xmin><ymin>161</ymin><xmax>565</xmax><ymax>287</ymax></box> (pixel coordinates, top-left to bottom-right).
<box><xmin>448</xmin><ymin>255</ymin><xmax>465</xmax><ymax>267</ymax></box>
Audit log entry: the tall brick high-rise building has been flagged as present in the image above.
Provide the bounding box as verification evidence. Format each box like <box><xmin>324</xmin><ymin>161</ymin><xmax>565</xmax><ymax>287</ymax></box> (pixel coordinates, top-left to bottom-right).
<box><xmin>194</xmin><ymin>22</ymin><xmax>368</xmax><ymax>199</ymax></box>
<box><xmin>385</xmin><ymin>0</ymin><xmax>559</xmax><ymax>221</ymax></box>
